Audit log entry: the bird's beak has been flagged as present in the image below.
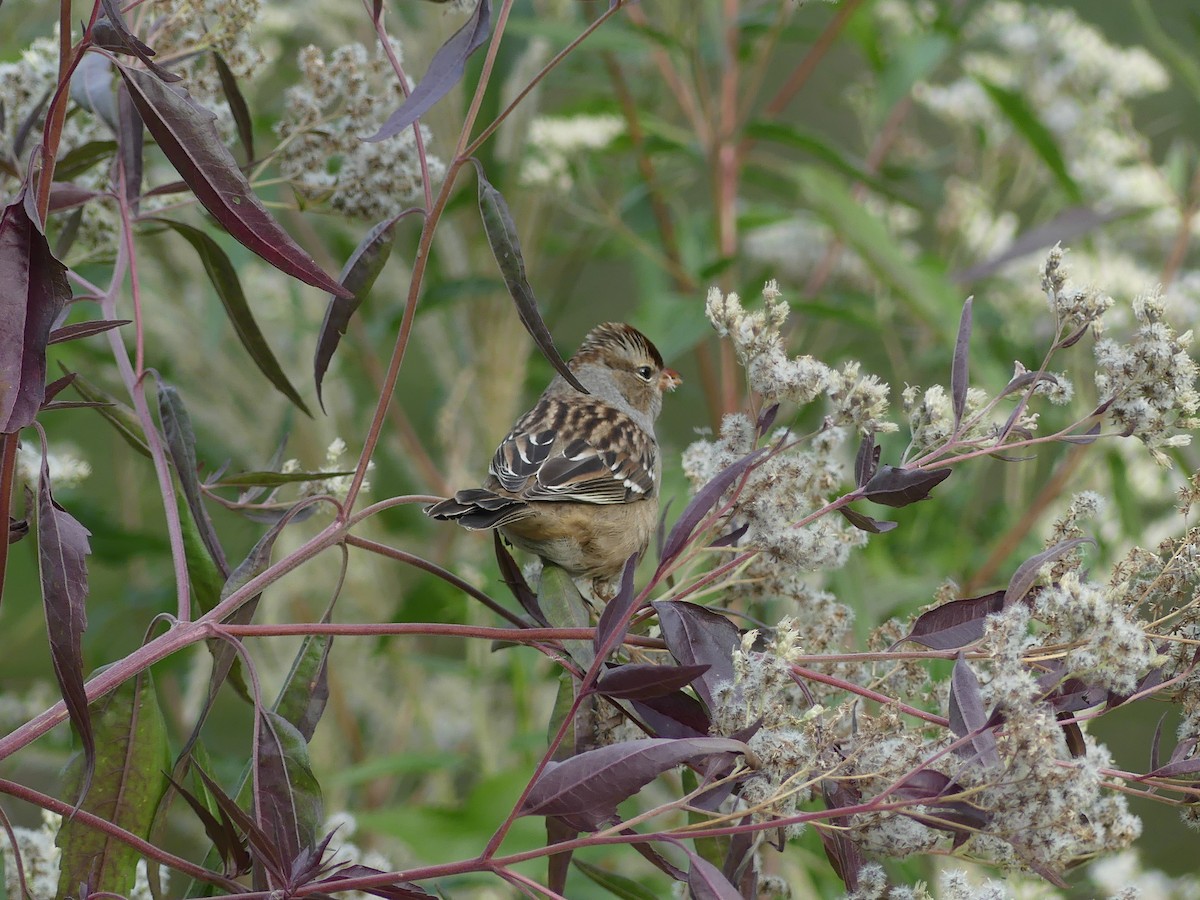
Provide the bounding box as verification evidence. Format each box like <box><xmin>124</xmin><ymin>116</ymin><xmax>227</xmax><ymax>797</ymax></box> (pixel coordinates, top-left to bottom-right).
<box><xmin>660</xmin><ymin>368</ymin><xmax>682</xmax><ymax>392</ymax></box>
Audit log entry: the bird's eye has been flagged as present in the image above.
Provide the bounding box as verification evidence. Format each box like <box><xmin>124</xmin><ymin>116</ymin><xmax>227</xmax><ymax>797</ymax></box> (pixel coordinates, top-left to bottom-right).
<box><xmin>635</xmin><ymin>365</ymin><xmax>654</xmax><ymax>381</ymax></box>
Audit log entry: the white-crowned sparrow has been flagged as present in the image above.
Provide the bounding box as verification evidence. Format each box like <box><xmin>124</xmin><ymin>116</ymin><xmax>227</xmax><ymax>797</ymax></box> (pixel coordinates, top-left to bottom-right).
<box><xmin>426</xmin><ymin>322</ymin><xmax>680</xmax><ymax>597</ymax></box>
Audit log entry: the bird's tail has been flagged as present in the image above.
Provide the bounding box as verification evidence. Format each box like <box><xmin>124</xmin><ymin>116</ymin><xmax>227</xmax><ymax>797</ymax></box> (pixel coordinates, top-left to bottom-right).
<box><xmin>424</xmin><ymin>489</ymin><xmax>531</xmax><ymax>530</ymax></box>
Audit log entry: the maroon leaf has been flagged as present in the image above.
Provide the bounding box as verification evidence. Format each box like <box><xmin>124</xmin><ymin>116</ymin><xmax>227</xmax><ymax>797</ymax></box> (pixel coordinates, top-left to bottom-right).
<box><xmin>518</xmin><ymin>737</ymin><xmax>747</xmax><ymax>831</ymax></box>
<box><xmin>892</xmin><ymin>768</ymin><xmax>955</xmax><ymax>801</ymax></box>
<box><xmin>684</xmin><ymin>847</ymin><xmax>742</xmax><ymax>900</ymax></box>
<box><xmin>36</xmin><ymin>446</ymin><xmax>95</xmax><ymax>798</ymax></box>
<box><xmin>317</xmin><ymin>865</ymin><xmax>432</xmax><ymax>899</ymax></box>
<box><xmin>211</xmin><ymin>52</ymin><xmax>254</xmax><ymax>162</ymax></box>
<box><xmin>474</xmin><ymin>162</ymin><xmax>587</xmax><ymax>393</ymax></box>
<box><xmin>366</xmin><ymin>0</ymin><xmax>492</xmax><ymax>142</ymax></box>
<box><xmin>1060</xmin><ymin>422</ymin><xmax>1103</xmax><ymax>445</ymax></box>
<box><xmin>1150</xmin><ymin>712</ymin><xmax>1168</xmax><ymax>772</ymax></box>
<box><xmin>756</xmin><ymin>403</ymin><xmax>779</xmax><ymax>436</ymax></box>
<box><xmin>652</xmin><ymin>601</ymin><xmax>739</xmax><ymax>708</ymax></box>
<box><xmin>1002</xmin><ymin>537</ymin><xmax>1092</xmax><ymax>608</ymax></box>
<box><xmin>493</xmin><ymin>532</ymin><xmax>546</xmax><ymax>626</ymax></box>
<box><xmin>854</xmin><ymin>430</ymin><xmax>880</xmax><ymax>487</ymax></box>
<box><xmin>255</xmin><ymin>710</ymin><xmax>323</xmax><ymax>881</ymax></box>
<box><xmin>951</xmin><ymin>296</ymin><xmax>972</xmax><ymax>428</ymax></box>
<box><xmin>165</xmin><ymin>772</ymin><xmax>251</xmax><ymax>877</ymax></box>
<box><xmin>314</xmin><ymin>216</ymin><xmax>400</xmax><ymax>412</ymax></box>
<box><xmin>660</xmin><ymin>449</ymin><xmax>766</xmax><ymax>565</ymax></box>
<box><xmin>47</xmin><ymin>182</ymin><xmax>100</xmax><ymax>211</ymax></box>
<box><xmin>193</xmin><ymin>765</ymin><xmax>283</xmax><ymax>879</ymax></box>
<box><xmin>1056</xmin><ymin>711</ymin><xmax>1086</xmax><ymax>758</ymax></box>
<box><xmin>153</xmin><ymin>217</ymin><xmax>312</xmax><ymax>415</ymax></box>
<box><xmin>900</xmin><ymin>590</ymin><xmax>1004</xmax><ymax>650</ymax></box>
<box><xmin>94</xmin><ymin>0</ymin><xmax>180</xmax><ymax>82</ymax></box>
<box><xmin>42</xmin><ymin>373</ymin><xmax>77</xmax><ymax>405</ymax></box>
<box><xmin>1056</xmin><ymin>319</ymin><xmax>1094</xmax><ymax>350</ymax></box>
<box><xmin>997</xmin><ymin>369</ymin><xmax>1059</xmax><ymax>401</ymax></box>
<box><xmin>596</xmin><ymin>663</ymin><xmax>711</xmax><ymax>701</ymax></box>
<box><xmin>630</xmin><ymin>690</ymin><xmax>710</xmax><ymax>739</ymax></box>
<box><xmin>114</xmin><ymin>62</ymin><xmax>351</xmax><ymax>297</ymax></box>
<box><xmin>116</xmin><ymin>80</ymin><xmax>144</xmax><ymax>211</ymax></box>
<box><xmin>0</xmin><ymin>186</ymin><xmax>72</xmax><ymax>432</ymax></box>
<box><xmin>709</xmin><ymin>522</ymin><xmax>749</xmax><ymax>548</ymax></box>
<box><xmin>860</xmin><ymin>465</ymin><xmax>951</xmax><ymax>508</ymax></box>
<box><xmin>838</xmin><ymin>506</ymin><xmax>897</xmax><ymax>534</ymax></box>
<box><xmin>947</xmin><ymin>654</ymin><xmax>999</xmax><ymax>768</ymax></box>
<box><xmin>48</xmin><ymin>319</ymin><xmax>130</xmax><ymax>345</ymax></box>
<box><xmin>593</xmin><ymin>555</ymin><xmax>640</xmax><ymax>655</ymax></box>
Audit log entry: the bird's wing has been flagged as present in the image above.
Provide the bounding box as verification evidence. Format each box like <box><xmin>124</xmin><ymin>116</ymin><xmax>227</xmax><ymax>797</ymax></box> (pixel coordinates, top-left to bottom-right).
<box><xmin>488</xmin><ymin>397</ymin><xmax>656</xmax><ymax>504</ymax></box>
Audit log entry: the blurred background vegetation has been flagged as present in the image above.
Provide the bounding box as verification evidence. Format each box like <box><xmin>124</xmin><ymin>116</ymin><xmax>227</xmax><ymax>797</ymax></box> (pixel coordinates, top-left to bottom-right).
<box><xmin>2</xmin><ymin>0</ymin><xmax>1200</xmax><ymax>896</ymax></box>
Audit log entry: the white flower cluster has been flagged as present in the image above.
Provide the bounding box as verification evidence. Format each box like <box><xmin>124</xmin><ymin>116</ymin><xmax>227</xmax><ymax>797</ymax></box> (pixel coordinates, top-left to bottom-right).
<box><xmin>276</xmin><ymin>42</ymin><xmax>446</xmax><ymax>219</ymax></box>
<box><xmin>150</xmin><ymin>0</ymin><xmax>266</xmax><ymax>80</ymax></box>
<box><xmin>704</xmin><ymin>281</ymin><xmax>831</xmax><ymax>407</ymax></box>
<box><xmin>519</xmin><ymin>114</ymin><xmax>624</xmax><ymax>191</ymax></box>
<box><xmin>16</xmin><ymin>442</ymin><xmax>92</xmax><ymax>490</ymax></box>
<box><xmin>1094</xmin><ymin>286</ymin><xmax>1200</xmax><ymax>461</ymax></box>
<box><xmin>1040</xmin><ymin>245</ymin><xmax>1113</xmax><ymax>334</ymax></box>
<box><xmin>282</xmin><ymin>436</ymin><xmax>371</xmax><ymax>502</ymax></box>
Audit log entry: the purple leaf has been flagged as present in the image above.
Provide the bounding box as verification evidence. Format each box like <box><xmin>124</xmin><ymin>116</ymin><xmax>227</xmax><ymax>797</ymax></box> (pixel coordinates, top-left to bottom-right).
<box><xmin>838</xmin><ymin>506</ymin><xmax>897</xmax><ymax>534</ymax></box>
<box><xmin>42</xmin><ymin>373</ymin><xmax>77</xmax><ymax>406</ymax></box>
<box><xmin>947</xmin><ymin>654</ymin><xmax>999</xmax><ymax>768</ymax></box>
<box><xmin>166</xmin><ymin>772</ymin><xmax>252</xmax><ymax>877</ymax></box>
<box><xmin>0</xmin><ymin>185</ymin><xmax>72</xmax><ymax>432</ymax></box>
<box><xmin>1150</xmin><ymin>712</ymin><xmax>1168</xmax><ymax>772</ymax></box>
<box><xmin>660</xmin><ymin>449</ymin><xmax>766</xmax><ymax>565</ymax></box>
<box><xmin>951</xmin><ymin>296</ymin><xmax>972</xmax><ymax>428</ymax></box>
<box><xmin>860</xmin><ymin>465</ymin><xmax>951</xmax><ymax>508</ymax></box>
<box><xmin>493</xmin><ymin>532</ymin><xmax>546</xmax><ymax>626</ymax></box>
<box><xmin>709</xmin><ymin>522</ymin><xmax>749</xmax><ymax>548</ymax></box>
<box><xmin>892</xmin><ymin>769</ymin><xmax>955</xmax><ymax>801</ymax></box>
<box><xmin>900</xmin><ymin>590</ymin><xmax>1004</xmax><ymax>650</ymax></box>
<box><xmin>474</xmin><ymin>163</ymin><xmax>587</xmax><ymax>393</ymax></box>
<box><xmin>47</xmin><ymin>182</ymin><xmax>100</xmax><ymax>212</ymax></box>
<box><xmin>47</xmin><ymin>319</ymin><xmax>130</xmax><ymax>345</ymax></box>
<box><xmin>153</xmin><ymin>217</ymin><xmax>313</xmax><ymax>415</ymax></box>
<box><xmin>255</xmin><ymin>710</ymin><xmax>323</xmax><ymax>881</ymax></box>
<box><xmin>1002</xmin><ymin>537</ymin><xmax>1092</xmax><ymax>608</ymax></box>
<box><xmin>317</xmin><ymin>865</ymin><xmax>432</xmax><ymax>899</ymax></box>
<box><xmin>997</xmin><ymin>369</ymin><xmax>1059</xmax><ymax>401</ymax></box>
<box><xmin>596</xmin><ymin>663</ymin><xmax>711</xmax><ymax>701</ymax></box>
<box><xmin>211</xmin><ymin>52</ymin><xmax>254</xmax><ymax>162</ymax></box>
<box><xmin>116</xmin><ymin>80</ymin><xmax>144</xmax><ymax>211</ymax></box>
<box><xmin>684</xmin><ymin>848</ymin><xmax>742</xmax><ymax>900</ymax></box>
<box><xmin>114</xmin><ymin>62</ymin><xmax>351</xmax><ymax>297</ymax></box>
<box><xmin>652</xmin><ymin>601</ymin><xmax>739</xmax><ymax>708</ymax></box>
<box><xmin>315</xmin><ymin>217</ymin><xmax>400</xmax><ymax>412</ymax></box>
<box><xmin>1056</xmin><ymin>319</ymin><xmax>1093</xmax><ymax>349</ymax></box>
<box><xmin>593</xmin><ymin>555</ymin><xmax>640</xmax><ymax>654</ymax></box>
<box><xmin>853</xmin><ymin>429</ymin><xmax>879</xmax><ymax>487</ymax></box>
<box><xmin>1060</xmin><ymin>422</ymin><xmax>1103</xmax><ymax>445</ymax></box>
<box><xmin>94</xmin><ymin>0</ymin><xmax>181</xmax><ymax>81</ymax></box>
<box><xmin>519</xmin><ymin>737</ymin><xmax>747</xmax><ymax>831</ymax></box>
<box><xmin>756</xmin><ymin>403</ymin><xmax>779</xmax><ymax>436</ymax></box>
<box><xmin>194</xmin><ymin>765</ymin><xmax>283</xmax><ymax>879</ymax></box>
<box><xmin>366</xmin><ymin>0</ymin><xmax>491</xmax><ymax>141</ymax></box>
<box><xmin>630</xmin><ymin>690</ymin><xmax>710</xmax><ymax>739</ymax></box>
<box><xmin>36</xmin><ymin>448</ymin><xmax>94</xmax><ymax>798</ymax></box>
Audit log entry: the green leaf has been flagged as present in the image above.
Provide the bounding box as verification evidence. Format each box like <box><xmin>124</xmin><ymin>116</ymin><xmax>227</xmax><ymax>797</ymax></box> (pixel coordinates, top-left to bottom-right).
<box><xmin>793</xmin><ymin>165</ymin><xmax>958</xmax><ymax>337</ymax></box>
<box><xmin>574</xmin><ymin>859</ymin><xmax>660</xmax><ymax>900</ymax></box>
<box><xmin>744</xmin><ymin>121</ymin><xmax>902</xmax><ymax>201</ymax></box>
<box><xmin>975</xmin><ymin>78</ymin><xmax>1083</xmax><ymax>204</ymax></box>
<box><xmin>151</xmin><ymin>217</ymin><xmax>312</xmax><ymax>416</ymax></box>
<box><xmin>538</xmin><ymin>564</ymin><xmax>594</xmax><ymax>669</ymax></box>
<box><xmin>57</xmin><ymin>671</ymin><xmax>170</xmax><ymax>898</ymax></box>
<box><xmin>212</xmin><ymin>469</ymin><xmax>354</xmax><ymax>488</ymax></box>
<box><xmin>878</xmin><ymin>33</ymin><xmax>951</xmax><ymax>116</ymax></box>
<box><xmin>55</xmin><ymin>140</ymin><xmax>119</xmax><ymax>180</ymax></box>
<box><xmin>273</xmin><ymin>628</ymin><xmax>333</xmax><ymax>742</ymax></box>
<box><xmin>178</xmin><ymin>486</ymin><xmax>224</xmax><ymax>616</ymax></box>
<box><xmin>66</xmin><ymin>369</ymin><xmax>151</xmax><ymax>458</ymax></box>
<box><xmin>1132</xmin><ymin>0</ymin><xmax>1200</xmax><ymax>102</ymax></box>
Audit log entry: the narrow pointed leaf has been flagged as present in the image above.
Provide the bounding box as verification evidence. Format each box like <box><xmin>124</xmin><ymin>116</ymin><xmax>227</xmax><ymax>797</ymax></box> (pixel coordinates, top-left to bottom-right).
<box><xmin>211</xmin><ymin>52</ymin><xmax>254</xmax><ymax>162</ymax></box>
<box><xmin>901</xmin><ymin>590</ymin><xmax>1005</xmax><ymax>650</ymax></box>
<box><xmin>1003</xmin><ymin>537</ymin><xmax>1092</xmax><ymax>608</ymax></box>
<box><xmin>630</xmin><ymin>690</ymin><xmax>710</xmax><ymax>739</ymax></box>
<box><xmin>56</xmin><ymin>671</ymin><xmax>169</xmax><ymax>897</ymax></box>
<box><xmin>115</xmin><ymin>63</ymin><xmax>351</xmax><ymax>297</ymax></box>
<box><xmin>951</xmin><ymin>297</ymin><xmax>972</xmax><ymax>427</ymax></box>
<box><xmin>860</xmin><ymin>465</ymin><xmax>951</xmax><ymax>508</ymax></box>
<box><xmin>153</xmin><ymin>218</ymin><xmax>312</xmax><ymax>415</ymax></box>
<box><xmin>116</xmin><ymin>80</ymin><xmax>145</xmax><ymax>211</ymax></box>
<box><xmin>596</xmin><ymin>663</ymin><xmax>710</xmax><ymax>701</ymax></box>
<box><xmin>573</xmin><ymin>860</ymin><xmax>658</xmax><ymax>900</ymax></box>
<box><xmin>948</xmin><ymin>654</ymin><xmax>999</xmax><ymax>768</ymax></box>
<box><xmin>316</xmin><ymin>865</ymin><xmax>432</xmax><ymax>898</ymax></box>
<box><xmin>315</xmin><ymin>217</ymin><xmax>399</xmax><ymax>411</ymax></box>
<box><xmin>0</xmin><ymin>185</ymin><xmax>72</xmax><ymax>432</ymax></box>
<box><xmin>652</xmin><ymin>601</ymin><xmax>739</xmax><ymax>708</ymax></box>
<box><xmin>997</xmin><ymin>369</ymin><xmax>1058</xmax><ymax>401</ymax></box>
<box><xmin>684</xmin><ymin>847</ymin><xmax>742</xmax><ymax>900</ymax></box>
<box><xmin>95</xmin><ymin>0</ymin><xmax>180</xmax><ymax>81</ymax></box>
<box><xmin>194</xmin><ymin>765</ymin><xmax>283</xmax><ymax>877</ymax></box>
<box><xmin>159</xmin><ymin>383</ymin><xmax>229</xmax><ymax>574</ymax></box>
<box><xmin>540</xmin><ymin>564</ymin><xmax>594</xmax><ymax>668</ymax></box>
<box><xmin>165</xmin><ymin>772</ymin><xmax>251</xmax><ymax>876</ymax></box>
<box><xmin>660</xmin><ymin>449</ymin><xmax>766</xmax><ymax>565</ymax></box>
<box><xmin>494</xmin><ymin>531</ymin><xmax>546</xmax><ymax>626</ymax></box>
<box><xmin>475</xmin><ymin>163</ymin><xmax>587</xmax><ymax>393</ymax></box>
<box><xmin>55</xmin><ymin>140</ymin><xmax>118</xmax><ymax>180</ymax></box>
<box><xmin>593</xmin><ymin>555</ymin><xmax>640</xmax><ymax>654</ymax></box>
<box><xmin>273</xmin><ymin>627</ymin><xmax>334</xmax><ymax>742</ymax></box>
<box><xmin>69</xmin><ymin>369</ymin><xmax>151</xmax><ymax>457</ymax></box>
<box><xmin>36</xmin><ymin>451</ymin><xmax>94</xmax><ymax>801</ymax></box>
<box><xmin>366</xmin><ymin>0</ymin><xmax>491</xmax><ymax>142</ymax></box>
<box><xmin>976</xmin><ymin>78</ymin><xmax>1082</xmax><ymax>203</ymax></box>
<box><xmin>256</xmin><ymin>710</ymin><xmax>323</xmax><ymax>873</ymax></box>
<box><xmin>48</xmin><ymin>319</ymin><xmax>130</xmax><ymax>345</ymax></box>
<box><xmin>519</xmin><ymin>737</ymin><xmax>747</xmax><ymax>831</ymax></box>
<box><xmin>854</xmin><ymin>430</ymin><xmax>879</xmax><ymax>487</ymax></box>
